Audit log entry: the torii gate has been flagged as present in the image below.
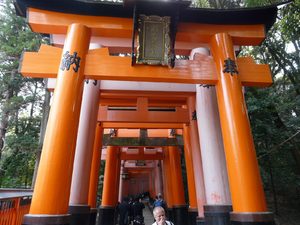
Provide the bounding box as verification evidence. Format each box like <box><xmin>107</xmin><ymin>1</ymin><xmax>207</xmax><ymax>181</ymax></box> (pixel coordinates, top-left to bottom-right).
<box><xmin>15</xmin><ymin>0</ymin><xmax>278</xmax><ymax>225</ymax></box>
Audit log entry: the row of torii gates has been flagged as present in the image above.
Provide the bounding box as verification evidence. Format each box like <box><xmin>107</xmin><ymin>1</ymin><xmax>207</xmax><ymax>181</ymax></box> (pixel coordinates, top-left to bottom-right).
<box><xmin>15</xmin><ymin>0</ymin><xmax>279</xmax><ymax>225</ymax></box>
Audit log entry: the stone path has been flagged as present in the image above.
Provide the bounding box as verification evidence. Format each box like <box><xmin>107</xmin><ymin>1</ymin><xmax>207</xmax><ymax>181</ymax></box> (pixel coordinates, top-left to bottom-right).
<box><xmin>143</xmin><ymin>205</ymin><xmax>154</xmax><ymax>225</ymax></box>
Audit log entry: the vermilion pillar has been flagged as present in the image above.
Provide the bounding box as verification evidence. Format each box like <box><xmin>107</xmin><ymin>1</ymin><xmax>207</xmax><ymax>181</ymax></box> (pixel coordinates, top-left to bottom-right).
<box><xmin>193</xmin><ymin>48</ymin><xmax>232</xmax><ymax>225</ymax></box>
<box><xmin>162</xmin><ymin>147</ymin><xmax>173</xmax><ymax>220</ymax></box>
<box><xmin>88</xmin><ymin>122</ymin><xmax>104</xmax><ymax>225</ymax></box>
<box><xmin>149</xmin><ymin>168</ymin><xmax>155</xmax><ymax>198</ymax></box>
<box><xmin>118</xmin><ymin>162</ymin><xmax>130</xmax><ymax>200</ymax></box>
<box><xmin>118</xmin><ymin>161</ymin><xmax>125</xmax><ymax>203</ymax></box>
<box><xmin>187</xmin><ymin>96</ymin><xmax>206</xmax><ymax>225</ymax></box>
<box><xmin>98</xmin><ymin>146</ymin><xmax>121</xmax><ymax>225</ymax></box>
<box><xmin>23</xmin><ymin>24</ymin><xmax>91</xmax><ymax>225</ymax></box>
<box><xmin>115</xmin><ymin>155</ymin><xmax>121</xmax><ymax>201</ymax></box>
<box><xmin>168</xmin><ymin>145</ymin><xmax>188</xmax><ymax>225</ymax></box>
<box><xmin>154</xmin><ymin>160</ymin><xmax>163</xmax><ymax>197</ymax></box>
<box><xmin>183</xmin><ymin>124</ymin><xmax>198</xmax><ymax>225</ymax></box>
<box><xmin>69</xmin><ymin>79</ymin><xmax>100</xmax><ymax>225</ymax></box>
<box><xmin>210</xmin><ymin>33</ymin><xmax>273</xmax><ymax>225</ymax></box>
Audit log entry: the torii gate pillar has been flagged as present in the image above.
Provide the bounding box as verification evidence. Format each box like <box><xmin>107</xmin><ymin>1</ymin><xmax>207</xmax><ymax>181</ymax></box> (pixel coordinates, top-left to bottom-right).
<box><xmin>168</xmin><ymin>145</ymin><xmax>188</xmax><ymax>225</ymax></box>
<box><xmin>98</xmin><ymin>146</ymin><xmax>121</xmax><ymax>225</ymax></box>
<box><xmin>22</xmin><ymin>24</ymin><xmax>90</xmax><ymax>225</ymax></box>
<box><xmin>69</xmin><ymin>79</ymin><xmax>101</xmax><ymax>225</ymax></box>
<box><xmin>183</xmin><ymin>124</ymin><xmax>198</xmax><ymax>225</ymax></box>
<box><xmin>88</xmin><ymin>123</ymin><xmax>104</xmax><ymax>225</ymax></box>
<box><xmin>210</xmin><ymin>33</ymin><xmax>273</xmax><ymax>225</ymax></box>
<box><xmin>193</xmin><ymin>48</ymin><xmax>232</xmax><ymax>225</ymax></box>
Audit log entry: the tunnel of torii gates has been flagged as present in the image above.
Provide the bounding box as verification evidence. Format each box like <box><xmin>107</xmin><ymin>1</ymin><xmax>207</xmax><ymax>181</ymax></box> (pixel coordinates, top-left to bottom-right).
<box><xmin>14</xmin><ymin>0</ymin><xmax>280</xmax><ymax>225</ymax></box>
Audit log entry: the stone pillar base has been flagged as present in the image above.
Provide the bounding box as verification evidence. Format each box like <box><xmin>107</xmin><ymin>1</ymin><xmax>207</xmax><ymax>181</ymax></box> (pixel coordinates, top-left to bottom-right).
<box><xmin>173</xmin><ymin>205</ymin><xmax>188</xmax><ymax>225</ymax></box>
<box><xmin>68</xmin><ymin>205</ymin><xmax>90</xmax><ymax>225</ymax></box>
<box><xmin>22</xmin><ymin>214</ymin><xmax>70</xmax><ymax>225</ymax></box>
<box><xmin>204</xmin><ymin>205</ymin><xmax>232</xmax><ymax>225</ymax></box>
<box><xmin>167</xmin><ymin>208</ymin><xmax>174</xmax><ymax>222</ymax></box>
<box><xmin>89</xmin><ymin>208</ymin><xmax>98</xmax><ymax>225</ymax></box>
<box><xmin>196</xmin><ymin>217</ymin><xmax>205</xmax><ymax>225</ymax></box>
<box><xmin>188</xmin><ymin>208</ymin><xmax>198</xmax><ymax>225</ymax></box>
<box><xmin>230</xmin><ymin>212</ymin><xmax>275</xmax><ymax>225</ymax></box>
<box><xmin>97</xmin><ymin>206</ymin><xmax>115</xmax><ymax>225</ymax></box>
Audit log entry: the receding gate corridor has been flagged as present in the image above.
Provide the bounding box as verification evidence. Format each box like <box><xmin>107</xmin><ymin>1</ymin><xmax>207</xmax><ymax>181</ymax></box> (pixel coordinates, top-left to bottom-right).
<box><xmin>9</xmin><ymin>0</ymin><xmax>282</xmax><ymax>225</ymax></box>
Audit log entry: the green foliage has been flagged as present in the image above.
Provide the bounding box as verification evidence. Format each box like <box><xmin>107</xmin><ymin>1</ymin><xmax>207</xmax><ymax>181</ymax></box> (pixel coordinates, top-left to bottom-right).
<box><xmin>192</xmin><ymin>0</ymin><xmax>244</xmax><ymax>8</ymax></box>
<box><xmin>241</xmin><ymin>0</ymin><xmax>300</xmax><ymax>217</ymax></box>
<box><xmin>98</xmin><ymin>160</ymin><xmax>106</xmax><ymax>206</ymax></box>
<box><xmin>244</xmin><ymin>0</ymin><xmax>284</xmax><ymax>7</ymax></box>
<box><xmin>0</xmin><ymin>2</ymin><xmax>298</xmax><ymax>225</ymax></box>
<box><xmin>191</xmin><ymin>0</ymin><xmax>211</xmax><ymax>8</ymax></box>
<box><xmin>0</xmin><ymin>0</ymin><xmax>45</xmax><ymax>188</ymax></box>
<box><xmin>194</xmin><ymin>0</ymin><xmax>300</xmax><ymax>221</ymax></box>
<box><xmin>0</xmin><ymin>147</ymin><xmax>36</xmax><ymax>188</ymax></box>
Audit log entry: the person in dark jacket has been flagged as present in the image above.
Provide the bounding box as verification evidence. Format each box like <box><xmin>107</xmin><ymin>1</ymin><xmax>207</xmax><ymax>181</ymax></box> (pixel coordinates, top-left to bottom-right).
<box><xmin>133</xmin><ymin>197</ymin><xmax>145</xmax><ymax>218</ymax></box>
<box><xmin>132</xmin><ymin>197</ymin><xmax>145</xmax><ymax>225</ymax></box>
<box><xmin>153</xmin><ymin>193</ymin><xmax>167</xmax><ymax>212</ymax></box>
<box><xmin>118</xmin><ymin>197</ymin><xmax>130</xmax><ymax>225</ymax></box>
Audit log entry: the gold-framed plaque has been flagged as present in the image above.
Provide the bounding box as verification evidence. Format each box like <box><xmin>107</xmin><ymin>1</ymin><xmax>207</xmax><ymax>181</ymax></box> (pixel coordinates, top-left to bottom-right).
<box><xmin>136</xmin><ymin>15</ymin><xmax>171</xmax><ymax>66</ymax></box>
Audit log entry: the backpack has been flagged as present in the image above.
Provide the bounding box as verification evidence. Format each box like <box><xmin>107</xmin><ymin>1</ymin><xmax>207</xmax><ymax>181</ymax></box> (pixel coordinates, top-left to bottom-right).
<box><xmin>154</xmin><ymin>199</ymin><xmax>165</xmax><ymax>208</ymax></box>
<box><xmin>153</xmin><ymin>199</ymin><xmax>167</xmax><ymax>211</ymax></box>
<box><xmin>152</xmin><ymin>221</ymin><xmax>173</xmax><ymax>225</ymax></box>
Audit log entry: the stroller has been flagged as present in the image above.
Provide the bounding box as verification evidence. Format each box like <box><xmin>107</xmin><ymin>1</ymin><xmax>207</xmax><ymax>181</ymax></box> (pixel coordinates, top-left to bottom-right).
<box><xmin>132</xmin><ymin>215</ymin><xmax>145</xmax><ymax>225</ymax></box>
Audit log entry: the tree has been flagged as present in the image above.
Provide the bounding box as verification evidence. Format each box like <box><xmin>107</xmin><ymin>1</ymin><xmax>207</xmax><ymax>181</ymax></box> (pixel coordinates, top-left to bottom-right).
<box><xmin>241</xmin><ymin>0</ymin><xmax>300</xmax><ymax>221</ymax></box>
<box><xmin>193</xmin><ymin>0</ymin><xmax>300</xmax><ymax>222</ymax></box>
<box><xmin>0</xmin><ymin>0</ymin><xmax>46</xmax><ymax>187</ymax></box>
<box><xmin>192</xmin><ymin>0</ymin><xmax>244</xmax><ymax>8</ymax></box>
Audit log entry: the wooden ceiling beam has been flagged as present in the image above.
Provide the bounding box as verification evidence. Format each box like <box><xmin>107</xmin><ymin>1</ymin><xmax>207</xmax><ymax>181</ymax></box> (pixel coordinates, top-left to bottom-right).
<box><xmin>27</xmin><ymin>8</ymin><xmax>266</xmax><ymax>46</ymax></box>
<box><xmin>20</xmin><ymin>45</ymin><xmax>272</xmax><ymax>87</ymax></box>
<box><xmin>100</xmin><ymin>122</ymin><xmax>183</xmax><ymax>129</ymax></box>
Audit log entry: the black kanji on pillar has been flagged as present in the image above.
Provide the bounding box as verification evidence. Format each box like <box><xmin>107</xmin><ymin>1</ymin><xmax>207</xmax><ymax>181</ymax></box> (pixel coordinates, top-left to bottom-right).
<box><xmin>223</xmin><ymin>58</ymin><xmax>238</xmax><ymax>76</ymax></box>
<box><xmin>192</xmin><ymin>110</ymin><xmax>197</xmax><ymax>121</ymax></box>
<box><xmin>60</xmin><ymin>51</ymin><xmax>81</xmax><ymax>72</ymax></box>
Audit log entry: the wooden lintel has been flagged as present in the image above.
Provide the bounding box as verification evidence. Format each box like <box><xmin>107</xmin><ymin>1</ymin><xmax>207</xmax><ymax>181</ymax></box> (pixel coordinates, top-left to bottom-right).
<box><xmin>85</xmin><ymin>53</ymin><xmax>217</xmax><ymax>84</ymax></box>
<box><xmin>103</xmin><ymin>135</ymin><xmax>183</xmax><ymax>146</ymax></box>
<box><xmin>27</xmin><ymin>8</ymin><xmax>266</xmax><ymax>46</ymax></box>
<box><xmin>98</xmin><ymin>106</ymin><xmax>189</xmax><ymax>123</ymax></box>
<box><xmin>99</xmin><ymin>98</ymin><xmax>187</xmax><ymax>107</ymax></box>
<box><xmin>101</xmin><ymin>122</ymin><xmax>183</xmax><ymax>129</ymax></box>
<box><xmin>120</xmin><ymin>152</ymin><xmax>164</xmax><ymax>160</ymax></box>
<box><xmin>236</xmin><ymin>57</ymin><xmax>273</xmax><ymax>87</ymax></box>
<box><xmin>19</xmin><ymin>45</ymin><xmax>272</xmax><ymax>86</ymax></box>
<box><xmin>128</xmin><ymin>169</ymin><xmax>153</xmax><ymax>173</ymax></box>
<box><xmin>20</xmin><ymin>45</ymin><xmax>218</xmax><ymax>84</ymax></box>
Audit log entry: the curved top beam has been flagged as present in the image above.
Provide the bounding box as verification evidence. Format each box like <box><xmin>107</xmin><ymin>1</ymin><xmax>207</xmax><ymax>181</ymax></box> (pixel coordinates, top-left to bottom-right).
<box><xmin>15</xmin><ymin>0</ymin><xmax>277</xmax><ymax>31</ymax></box>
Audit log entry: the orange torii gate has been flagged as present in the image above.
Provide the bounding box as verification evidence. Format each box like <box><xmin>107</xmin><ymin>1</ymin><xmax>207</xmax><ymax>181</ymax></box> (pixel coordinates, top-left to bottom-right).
<box><xmin>15</xmin><ymin>1</ymin><xmax>279</xmax><ymax>225</ymax></box>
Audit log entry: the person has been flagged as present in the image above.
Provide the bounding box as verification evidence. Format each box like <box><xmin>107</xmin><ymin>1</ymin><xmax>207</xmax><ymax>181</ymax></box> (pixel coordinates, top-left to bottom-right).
<box><xmin>152</xmin><ymin>206</ymin><xmax>174</xmax><ymax>225</ymax></box>
<box><xmin>128</xmin><ymin>196</ymin><xmax>134</xmax><ymax>224</ymax></box>
<box><xmin>153</xmin><ymin>193</ymin><xmax>167</xmax><ymax>212</ymax></box>
<box><xmin>118</xmin><ymin>197</ymin><xmax>130</xmax><ymax>225</ymax></box>
<box><xmin>132</xmin><ymin>197</ymin><xmax>145</xmax><ymax>225</ymax></box>
<box><xmin>133</xmin><ymin>197</ymin><xmax>145</xmax><ymax>218</ymax></box>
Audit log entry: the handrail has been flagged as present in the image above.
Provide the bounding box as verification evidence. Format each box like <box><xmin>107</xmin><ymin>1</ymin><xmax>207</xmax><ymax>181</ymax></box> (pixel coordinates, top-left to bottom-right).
<box><xmin>0</xmin><ymin>190</ymin><xmax>32</xmax><ymax>225</ymax></box>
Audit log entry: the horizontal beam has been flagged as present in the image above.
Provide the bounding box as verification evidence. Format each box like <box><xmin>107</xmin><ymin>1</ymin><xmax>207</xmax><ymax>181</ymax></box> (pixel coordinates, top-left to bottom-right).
<box><xmin>236</xmin><ymin>57</ymin><xmax>273</xmax><ymax>87</ymax></box>
<box><xmin>103</xmin><ymin>135</ymin><xmax>183</xmax><ymax>146</ymax></box>
<box><xmin>20</xmin><ymin>45</ymin><xmax>272</xmax><ymax>86</ymax></box>
<box><xmin>99</xmin><ymin>90</ymin><xmax>192</xmax><ymax>109</ymax></box>
<box><xmin>101</xmin><ymin>122</ymin><xmax>183</xmax><ymax>129</ymax></box>
<box><xmin>51</xmin><ymin>34</ymin><xmax>209</xmax><ymax>56</ymax></box>
<box><xmin>120</xmin><ymin>152</ymin><xmax>164</xmax><ymax>160</ymax></box>
<box><xmin>85</xmin><ymin>53</ymin><xmax>217</xmax><ymax>84</ymax></box>
<box><xmin>20</xmin><ymin>46</ymin><xmax>217</xmax><ymax>84</ymax></box>
<box><xmin>99</xmin><ymin>98</ymin><xmax>186</xmax><ymax>107</ymax></box>
<box><xmin>98</xmin><ymin>106</ymin><xmax>190</xmax><ymax>123</ymax></box>
<box><xmin>27</xmin><ymin>8</ymin><xmax>266</xmax><ymax>46</ymax></box>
